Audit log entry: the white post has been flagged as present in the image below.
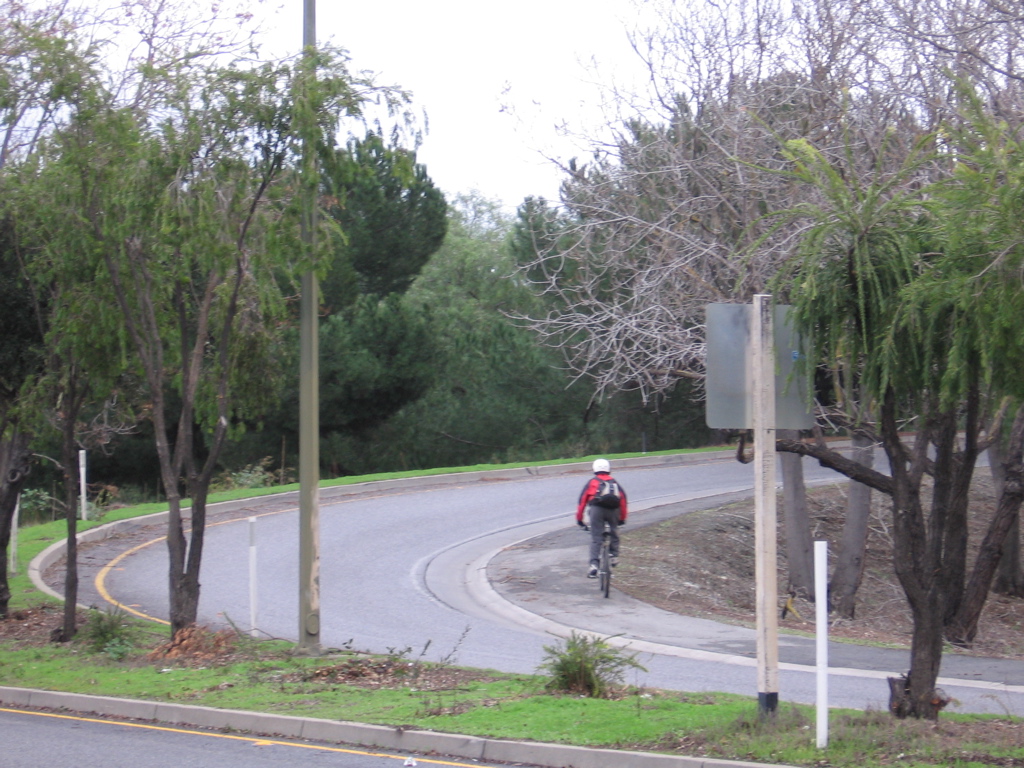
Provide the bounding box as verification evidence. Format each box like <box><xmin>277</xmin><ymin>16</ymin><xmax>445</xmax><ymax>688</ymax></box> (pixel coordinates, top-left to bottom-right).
<box><xmin>752</xmin><ymin>294</ymin><xmax>779</xmax><ymax>716</ymax></box>
<box><xmin>8</xmin><ymin>495</ymin><xmax>19</xmax><ymax>575</ymax></box>
<box><xmin>815</xmin><ymin>540</ymin><xmax>829</xmax><ymax>748</ymax></box>
<box><xmin>78</xmin><ymin>449</ymin><xmax>87</xmax><ymax>521</ymax></box>
<box><xmin>249</xmin><ymin>516</ymin><xmax>259</xmax><ymax>638</ymax></box>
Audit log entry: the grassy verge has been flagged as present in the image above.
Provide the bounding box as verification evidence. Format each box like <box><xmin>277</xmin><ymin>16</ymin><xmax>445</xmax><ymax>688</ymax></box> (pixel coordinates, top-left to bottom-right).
<box><xmin>1</xmin><ymin>614</ymin><xmax>1021</xmax><ymax>768</ymax></box>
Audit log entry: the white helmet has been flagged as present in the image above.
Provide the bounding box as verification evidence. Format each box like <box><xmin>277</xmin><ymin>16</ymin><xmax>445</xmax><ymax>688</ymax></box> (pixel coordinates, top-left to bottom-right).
<box><xmin>592</xmin><ymin>459</ymin><xmax>610</xmax><ymax>473</ymax></box>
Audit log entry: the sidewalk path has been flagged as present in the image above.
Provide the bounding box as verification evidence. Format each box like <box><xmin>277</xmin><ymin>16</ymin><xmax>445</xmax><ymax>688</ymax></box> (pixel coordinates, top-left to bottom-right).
<box><xmin>483</xmin><ymin>495</ymin><xmax>1024</xmax><ymax>711</ymax></box>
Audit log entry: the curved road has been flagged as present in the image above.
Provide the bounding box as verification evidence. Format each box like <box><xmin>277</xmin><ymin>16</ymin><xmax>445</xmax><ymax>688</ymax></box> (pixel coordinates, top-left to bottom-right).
<box><xmin>87</xmin><ymin>453</ymin><xmax>1024</xmax><ymax>717</ymax></box>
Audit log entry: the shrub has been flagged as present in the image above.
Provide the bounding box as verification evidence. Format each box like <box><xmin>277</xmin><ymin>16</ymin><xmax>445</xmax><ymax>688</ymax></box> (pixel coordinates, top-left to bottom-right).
<box><xmin>17</xmin><ymin>488</ymin><xmax>62</xmax><ymax>525</ymax></box>
<box><xmin>211</xmin><ymin>457</ymin><xmax>279</xmax><ymax>491</ymax></box>
<box><xmin>538</xmin><ymin>631</ymin><xmax>646</xmax><ymax>698</ymax></box>
<box><xmin>78</xmin><ymin>608</ymin><xmax>141</xmax><ymax>660</ymax></box>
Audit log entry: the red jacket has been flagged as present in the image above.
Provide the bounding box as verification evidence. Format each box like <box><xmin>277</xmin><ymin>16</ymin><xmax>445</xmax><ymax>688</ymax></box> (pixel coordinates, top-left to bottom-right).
<box><xmin>576</xmin><ymin>472</ymin><xmax>628</xmax><ymax>523</ymax></box>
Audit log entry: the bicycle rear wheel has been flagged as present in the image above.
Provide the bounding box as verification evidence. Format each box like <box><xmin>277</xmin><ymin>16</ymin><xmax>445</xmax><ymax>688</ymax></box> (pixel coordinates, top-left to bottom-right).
<box><xmin>599</xmin><ymin>539</ymin><xmax>611</xmax><ymax>598</ymax></box>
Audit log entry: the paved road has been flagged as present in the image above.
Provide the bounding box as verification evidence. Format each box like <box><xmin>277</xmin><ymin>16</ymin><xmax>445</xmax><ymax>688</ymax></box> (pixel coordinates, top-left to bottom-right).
<box><xmin>49</xmin><ymin>452</ymin><xmax>1024</xmax><ymax>717</ymax></box>
<box><xmin>0</xmin><ymin>706</ymin><xmax>502</xmax><ymax>768</ymax></box>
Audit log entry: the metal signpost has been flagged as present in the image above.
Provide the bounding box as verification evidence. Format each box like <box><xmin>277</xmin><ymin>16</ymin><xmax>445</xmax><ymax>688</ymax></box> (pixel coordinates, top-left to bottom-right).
<box><xmin>705</xmin><ymin>297</ymin><xmax>813</xmax><ymax>717</ymax></box>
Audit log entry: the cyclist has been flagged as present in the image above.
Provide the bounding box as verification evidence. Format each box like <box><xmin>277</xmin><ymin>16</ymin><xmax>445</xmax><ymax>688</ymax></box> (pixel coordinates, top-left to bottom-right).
<box><xmin>576</xmin><ymin>458</ymin><xmax>628</xmax><ymax>578</ymax></box>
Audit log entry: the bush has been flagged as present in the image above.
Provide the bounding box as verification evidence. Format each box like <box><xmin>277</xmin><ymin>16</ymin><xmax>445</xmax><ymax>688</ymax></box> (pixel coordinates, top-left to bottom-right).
<box><xmin>211</xmin><ymin>457</ymin><xmax>280</xmax><ymax>491</ymax></box>
<box><xmin>78</xmin><ymin>608</ymin><xmax>141</xmax><ymax>660</ymax></box>
<box><xmin>17</xmin><ymin>488</ymin><xmax>62</xmax><ymax>525</ymax></box>
<box><xmin>538</xmin><ymin>631</ymin><xmax>646</xmax><ymax>698</ymax></box>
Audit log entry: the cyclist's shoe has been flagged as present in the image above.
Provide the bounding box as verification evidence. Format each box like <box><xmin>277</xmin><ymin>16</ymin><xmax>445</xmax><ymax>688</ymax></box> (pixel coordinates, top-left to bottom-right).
<box><xmin>587</xmin><ymin>565</ymin><xmax>598</xmax><ymax>578</ymax></box>
<box><xmin>610</xmin><ymin>555</ymin><xmax>619</xmax><ymax>567</ymax></box>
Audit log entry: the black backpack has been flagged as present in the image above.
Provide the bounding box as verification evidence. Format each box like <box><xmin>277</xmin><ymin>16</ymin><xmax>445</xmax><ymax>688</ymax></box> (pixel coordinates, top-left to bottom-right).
<box><xmin>592</xmin><ymin>478</ymin><xmax>622</xmax><ymax>509</ymax></box>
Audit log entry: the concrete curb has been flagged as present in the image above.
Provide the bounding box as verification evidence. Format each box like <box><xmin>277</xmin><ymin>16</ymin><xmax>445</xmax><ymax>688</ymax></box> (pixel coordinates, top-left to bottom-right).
<box><xmin>0</xmin><ymin>685</ymin><xmax>792</xmax><ymax>768</ymax></box>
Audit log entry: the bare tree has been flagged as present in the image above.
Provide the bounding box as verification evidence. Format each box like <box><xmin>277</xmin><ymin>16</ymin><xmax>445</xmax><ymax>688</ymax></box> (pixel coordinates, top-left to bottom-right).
<box><xmin>515</xmin><ymin>0</ymin><xmax>918</xmax><ymax>614</ymax></box>
<box><xmin>516</xmin><ymin>0</ymin><xmax>1024</xmax><ymax>719</ymax></box>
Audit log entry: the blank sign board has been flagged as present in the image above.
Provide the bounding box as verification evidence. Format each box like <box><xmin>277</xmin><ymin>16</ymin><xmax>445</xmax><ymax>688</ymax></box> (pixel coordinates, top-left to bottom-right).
<box><xmin>705</xmin><ymin>303</ymin><xmax>814</xmax><ymax>430</ymax></box>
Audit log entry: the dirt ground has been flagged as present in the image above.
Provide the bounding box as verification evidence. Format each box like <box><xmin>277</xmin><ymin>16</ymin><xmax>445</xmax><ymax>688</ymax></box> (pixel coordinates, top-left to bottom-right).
<box><xmin>615</xmin><ymin>478</ymin><xmax>1024</xmax><ymax>660</ymax></box>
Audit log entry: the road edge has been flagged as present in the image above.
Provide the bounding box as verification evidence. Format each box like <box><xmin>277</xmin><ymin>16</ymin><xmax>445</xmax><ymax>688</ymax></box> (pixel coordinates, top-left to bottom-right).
<box><xmin>0</xmin><ymin>685</ymin><xmax>795</xmax><ymax>768</ymax></box>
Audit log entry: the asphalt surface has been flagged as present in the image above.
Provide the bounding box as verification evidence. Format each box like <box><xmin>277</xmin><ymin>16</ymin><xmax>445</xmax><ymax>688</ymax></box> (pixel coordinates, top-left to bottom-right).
<box><xmin>9</xmin><ymin>452</ymin><xmax>1024</xmax><ymax>768</ymax></box>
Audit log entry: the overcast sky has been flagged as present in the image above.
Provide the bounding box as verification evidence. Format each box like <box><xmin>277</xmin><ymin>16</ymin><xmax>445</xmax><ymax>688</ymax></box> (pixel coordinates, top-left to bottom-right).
<box><xmin>256</xmin><ymin>0</ymin><xmax>647</xmax><ymax>209</ymax></box>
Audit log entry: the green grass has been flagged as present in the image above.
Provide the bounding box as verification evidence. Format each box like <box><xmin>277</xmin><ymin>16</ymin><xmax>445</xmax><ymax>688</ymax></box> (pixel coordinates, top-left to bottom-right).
<box><xmin>1</xmin><ymin>625</ymin><xmax>1021</xmax><ymax>768</ymax></box>
<box><xmin>5</xmin><ymin>448</ymin><xmax>1023</xmax><ymax>768</ymax></box>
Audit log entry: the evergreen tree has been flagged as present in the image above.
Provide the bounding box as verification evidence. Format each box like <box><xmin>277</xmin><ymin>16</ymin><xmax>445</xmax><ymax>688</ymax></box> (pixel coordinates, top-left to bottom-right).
<box><xmin>320</xmin><ymin>132</ymin><xmax>447</xmax><ymax>307</ymax></box>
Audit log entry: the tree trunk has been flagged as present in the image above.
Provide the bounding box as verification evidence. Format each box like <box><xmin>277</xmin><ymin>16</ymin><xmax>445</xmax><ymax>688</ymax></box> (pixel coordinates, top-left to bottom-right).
<box><xmin>882</xmin><ymin>391</ymin><xmax>951</xmax><ymax>719</ymax></box>
<box><xmin>990</xmin><ymin>441</ymin><xmax>1024</xmax><ymax>596</ymax></box>
<box><xmin>935</xmin><ymin>401</ymin><xmax>979</xmax><ymax>627</ymax></box>
<box><xmin>169</xmin><ymin>471</ymin><xmax>210</xmax><ymax>637</ymax></box>
<box><xmin>947</xmin><ymin>405</ymin><xmax>1024</xmax><ymax>645</ymax></box>
<box><xmin>830</xmin><ymin>431</ymin><xmax>875</xmax><ymax>618</ymax></box>
<box><xmin>780</xmin><ymin>429</ymin><xmax>815</xmax><ymax>600</ymax></box>
<box><xmin>56</xmin><ymin>426</ymin><xmax>79</xmax><ymax>643</ymax></box>
<box><xmin>54</xmin><ymin>372</ymin><xmax>88</xmax><ymax>643</ymax></box>
<box><xmin>166</xmin><ymin>493</ymin><xmax>194</xmax><ymax>637</ymax></box>
<box><xmin>0</xmin><ymin>432</ymin><xmax>33</xmax><ymax>620</ymax></box>
<box><xmin>779</xmin><ymin>389</ymin><xmax>991</xmax><ymax>719</ymax></box>
<box><xmin>147</xmin><ymin>388</ymin><xmax>197</xmax><ymax>638</ymax></box>
<box><xmin>887</xmin><ymin>605</ymin><xmax>950</xmax><ymax>719</ymax></box>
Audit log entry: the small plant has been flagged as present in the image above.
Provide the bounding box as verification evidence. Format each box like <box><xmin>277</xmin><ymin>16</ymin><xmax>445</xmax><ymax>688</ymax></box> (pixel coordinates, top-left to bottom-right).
<box><xmin>78</xmin><ymin>608</ymin><xmax>141</xmax><ymax>660</ymax></box>
<box><xmin>538</xmin><ymin>631</ymin><xmax>647</xmax><ymax>698</ymax></box>
<box><xmin>438</xmin><ymin>625</ymin><xmax>470</xmax><ymax>666</ymax></box>
<box><xmin>89</xmin><ymin>483</ymin><xmax>121</xmax><ymax>510</ymax></box>
<box><xmin>17</xmin><ymin>488</ymin><xmax>63</xmax><ymax>524</ymax></box>
<box><xmin>211</xmin><ymin>457</ymin><xmax>279</xmax><ymax>491</ymax></box>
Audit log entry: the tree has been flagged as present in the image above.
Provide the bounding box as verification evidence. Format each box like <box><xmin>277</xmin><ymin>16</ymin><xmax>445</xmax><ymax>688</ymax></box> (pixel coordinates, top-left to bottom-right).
<box><xmin>368</xmin><ymin>193</ymin><xmax>595</xmax><ymax>470</ymax></box>
<box><xmin>513</xmin><ymin>85</ymin><xmax>841</xmax><ymax>599</ymax></box>
<box><xmin>20</xmin><ymin>38</ymin><xmax>395</xmax><ymax>635</ymax></box>
<box><xmin>316</xmin><ymin>295</ymin><xmax>440</xmax><ymax>475</ymax></box>
<box><xmin>320</xmin><ymin>132</ymin><xmax>447</xmax><ymax>307</ymax></box>
<box><xmin>0</xmin><ymin>216</ymin><xmax>41</xmax><ymax>619</ymax></box>
<box><xmin>517</xmin><ymin>0</ymin><xmax>1024</xmax><ymax>646</ymax></box>
<box><xmin>0</xmin><ymin>0</ymin><xmax>99</xmax><ymax>626</ymax></box>
<box><xmin>0</xmin><ymin>0</ymin><xmax>94</xmax><ymax>169</ymax></box>
<box><xmin>226</xmin><ymin>132</ymin><xmax>447</xmax><ymax>477</ymax></box>
<box><xmin>769</xmin><ymin>97</ymin><xmax>1024</xmax><ymax>716</ymax></box>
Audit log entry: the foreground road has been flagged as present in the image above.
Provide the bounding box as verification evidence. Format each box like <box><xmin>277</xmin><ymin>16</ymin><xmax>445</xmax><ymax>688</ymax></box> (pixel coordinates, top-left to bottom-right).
<box><xmin>0</xmin><ymin>706</ymin><xmax>511</xmax><ymax>768</ymax></box>
<box><xmin>62</xmin><ymin>453</ymin><xmax>1024</xmax><ymax>716</ymax></box>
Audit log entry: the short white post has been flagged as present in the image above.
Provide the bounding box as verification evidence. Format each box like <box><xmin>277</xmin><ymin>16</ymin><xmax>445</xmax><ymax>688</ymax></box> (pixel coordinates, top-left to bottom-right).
<box><xmin>78</xmin><ymin>449</ymin><xmax>87</xmax><ymax>521</ymax></box>
<box><xmin>815</xmin><ymin>540</ymin><xmax>829</xmax><ymax>748</ymax></box>
<box><xmin>9</xmin><ymin>495</ymin><xmax>19</xmax><ymax>575</ymax></box>
<box><xmin>249</xmin><ymin>516</ymin><xmax>258</xmax><ymax>637</ymax></box>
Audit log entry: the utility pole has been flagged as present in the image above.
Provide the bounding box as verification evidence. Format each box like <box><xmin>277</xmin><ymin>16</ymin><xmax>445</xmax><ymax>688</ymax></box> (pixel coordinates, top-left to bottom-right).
<box><xmin>298</xmin><ymin>0</ymin><xmax>321</xmax><ymax>653</ymax></box>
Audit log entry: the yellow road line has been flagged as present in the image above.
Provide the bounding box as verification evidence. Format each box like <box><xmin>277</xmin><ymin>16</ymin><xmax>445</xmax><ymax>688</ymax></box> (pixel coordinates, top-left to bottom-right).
<box><xmin>94</xmin><ymin>508</ymin><xmax>296</xmax><ymax>624</ymax></box>
<box><xmin>94</xmin><ymin>489</ymin><xmax>414</xmax><ymax>621</ymax></box>
<box><xmin>1</xmin><ymin>707</ymin><xmax>487</xmax><ymax>767</ymax></box>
